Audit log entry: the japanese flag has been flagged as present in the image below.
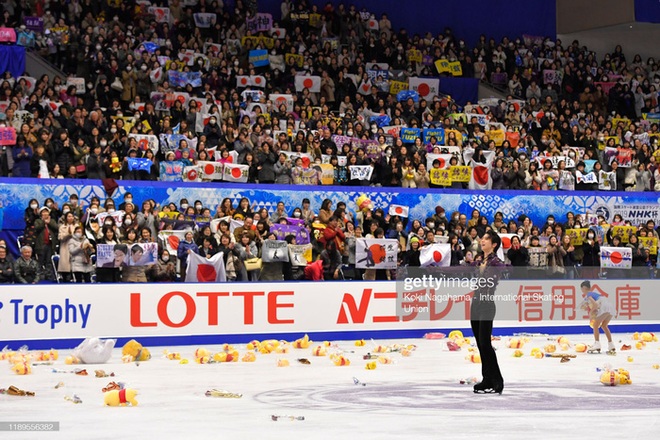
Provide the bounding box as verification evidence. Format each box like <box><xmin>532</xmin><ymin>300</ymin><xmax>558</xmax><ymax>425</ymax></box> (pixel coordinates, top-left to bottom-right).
<box><xmin>185</xmin><ymin>252</ymin><xmax>227</xmax><ymax>282</ymax></box>
<box><xmin>295</xmin><ymin>75</ymin><xmax>321</xmax><ymax>93</ymax></box>
<box><xmin>270</xmin><ymin>93</ymin><xmax>294</xmax><ymax>112</ymax></box>
<box><xmin>367</xmin><ymin>18</ymin><xmax>379</xmax><ymax>30</ymax></box>
<box><xmin>197</xmin><ymin>161</ymin><xmax>224</xmax><ymax>180</ymax></box>
<box><xmin>236</xmin><ymin>75</ymin><xmax>266</xmax><ymax>88</ymax></box>
<box><xmin>420</xmin><ymin>243</ymin><xmax>451</xmax><ymax>267</ymax></box>
<box><xmin>222</xmin><ymin>163</ymin><xmax>249</xmax><ymax>183</ymax></box>
<box><xmin>409</xmin><ymin>77</ymin><xmax>440</xmax><ymax>101</ymax></box>
<box><xmin>158</xmin><ymin>230</ymin><xmax>190</xmax><ymax>255</ymax></box>
<box><xmin>270</xmin><ymin>27</ymin><xmax>286</xmax><ymax>39</ymax></box>
<box><xmin>150</xmin><ymin>67</ymin><xmax>163</xmax><ymax>83</ymax></box>
<box><xmin>18</xmin><ymin>76</ymin><xmax>37</xmax><ymax>94</ymax></box>
<box><xmin>463</xmin><ymin>148</ymin><xmax>495</xmax><ymax>190</ymax></box>
<box><xmin>183</xmin><ymin>165</ymin><xmax>201</xmax><ymax>182</ymax></box>
<box><xmin>426</xmin><ymin>153</ymin><xmax>453</xmax><ymax>170</ymax></box>
<box><xmin>600</xmin><ymin>247</ymin><xmax>632</xmax><ymax>269</ymax></box>
<box><xmin>388</xmin><ymin>204</ymin><xmax>409</xmax><ymax>218</ymax></box>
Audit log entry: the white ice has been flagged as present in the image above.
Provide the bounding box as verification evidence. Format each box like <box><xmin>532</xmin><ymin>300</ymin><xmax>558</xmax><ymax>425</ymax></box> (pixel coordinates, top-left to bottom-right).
<box><xmin>2</xmin><ymin>332</ymin><xmax>660</xmax><ymax>440</ymax></box>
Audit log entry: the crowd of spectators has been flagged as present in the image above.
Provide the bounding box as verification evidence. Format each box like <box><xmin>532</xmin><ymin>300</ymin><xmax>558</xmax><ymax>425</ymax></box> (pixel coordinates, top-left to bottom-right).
<box><xmin>1</xmin><ymin>192</ymin><xmax>658</xmax><ymax>284</ymax></box>
<box><xmin>1</xmin><ymin>1</ymin><xmax>660</xmax><ymax>283</ymax></box>
<box><xmin>0</xmin><ymin>1</ymin><xmax>658</xmax><ymax>190</ymax></box>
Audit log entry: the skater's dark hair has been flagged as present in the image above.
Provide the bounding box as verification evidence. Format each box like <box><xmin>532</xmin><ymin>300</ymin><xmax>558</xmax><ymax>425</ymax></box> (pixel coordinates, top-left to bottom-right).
<box><xmin>581</xmin><ymin>280</ymin><xmax>591</xmax><ymax>289</ymax></box>
<box><xmin>483</xmin><ymin>230</ymin><xmax>501</xmax><ymax>253</ymax></box>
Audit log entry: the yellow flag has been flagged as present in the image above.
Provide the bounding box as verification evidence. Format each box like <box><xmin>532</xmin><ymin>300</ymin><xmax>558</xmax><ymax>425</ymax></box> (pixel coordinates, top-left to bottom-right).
<box><xmin>389</xmin><ymin>80</ymin><xmax>408</xmax><ymax>95</ymax></box>
<box><xmin>449</xmin><ymin>61</ymin><xmax>462</xmax><ymax>76</ymax></box>
<box><xmin>435</xmin><ymin>59</ymin><xmax>451</xmax><ymax>73</ymax></box>
<box><xmin>430</xmin><ymin>168</ymin><xmax>451</xmax><ymax>186</ymax></box>
<box><xmin>449</xmin><ymin>166</ymin><xmax>471</xmax><ymax>182</ymax></box>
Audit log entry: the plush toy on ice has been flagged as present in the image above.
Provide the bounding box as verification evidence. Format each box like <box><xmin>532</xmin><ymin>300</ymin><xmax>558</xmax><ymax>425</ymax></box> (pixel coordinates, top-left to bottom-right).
<box><xmin>104</xmin><ymin>388</ymin><xmax>138</xmax><ymax>406</ymax></box>
<box><xmin>68</xmin><ymin>338</ymin><xmax>116</xmax><ymax>364</ymax></box>
<box><xmin>121</xmin><ymin>340</ymin><xmax>151</xmax><ymax>362</ymax></box>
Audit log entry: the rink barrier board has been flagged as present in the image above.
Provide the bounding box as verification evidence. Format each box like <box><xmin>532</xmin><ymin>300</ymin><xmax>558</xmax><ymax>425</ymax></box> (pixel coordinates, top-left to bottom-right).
<box><xmin>1</xmin><ymin>280</ymin><xmax>659</xmax><ymax>349</ymax></box>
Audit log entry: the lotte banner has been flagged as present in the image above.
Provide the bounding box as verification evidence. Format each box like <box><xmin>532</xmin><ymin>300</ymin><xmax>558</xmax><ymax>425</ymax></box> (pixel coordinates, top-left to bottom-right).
<box><xmin>0</xmin><ymin>280</ymin><xmax>656</xmax><ymax>347</ymax></box>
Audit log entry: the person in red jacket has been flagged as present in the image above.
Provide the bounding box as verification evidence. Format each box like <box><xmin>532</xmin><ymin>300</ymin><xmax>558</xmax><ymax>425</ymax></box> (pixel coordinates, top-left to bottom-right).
<box><xmin>319</xmin><ymin>216</ymin><xmax>346</xmax><ymax>253</ymax></box>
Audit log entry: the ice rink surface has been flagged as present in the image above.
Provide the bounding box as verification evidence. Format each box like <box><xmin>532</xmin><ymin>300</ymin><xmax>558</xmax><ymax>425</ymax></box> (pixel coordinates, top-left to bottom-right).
<box><xmin>2</xmin><ymin>332</ymin><xmax>660</xmax><ymax>440</ymax></box>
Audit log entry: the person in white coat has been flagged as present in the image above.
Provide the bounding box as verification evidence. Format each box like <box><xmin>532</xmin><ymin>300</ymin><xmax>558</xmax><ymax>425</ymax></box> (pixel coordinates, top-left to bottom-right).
<box><xmin>68</xmin><ymin>225</ymin><xmax>95</xmax><ymax>283</ymax></box>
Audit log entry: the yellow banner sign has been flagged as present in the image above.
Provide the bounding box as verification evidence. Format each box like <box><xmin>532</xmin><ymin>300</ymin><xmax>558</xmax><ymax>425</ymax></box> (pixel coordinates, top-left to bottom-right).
<box><xmin>639</xmin><ymin>236</ymin><xmax>658</xmax><ymax>254</ymax></box>
<box><xmin>610</xmin><ymin>225</ymin><xmax>638</xmax><ymax>243</ymax></box>
<box><xmin>435</xmin><ymin>59</ymin><xmax>451</xmax><ymax>73</ymax></box>
<box><xmin>430</xmin><ymin>168</ymin><xmax>451</xmax><ymax>186</ymax></box>
<box><xmin>407</xmin><ymin>49</ymin><xmax>422</xmax><ymax>63</ymax></box>
<box><xmin>450</xmin><ymin>166</ymin><xmax>470</xmax><ymax>182</ymax></box>
<box><xmin>389</xmin><ymin>80</ymin><xmax>408</xmax><ymax>95</ymax></box>
<box><xmin>565</xmin><ymin>228</ymin><xmax>589</xmax><ymax>246</ymax></box>
<box><xmin>285</xmin><ymin>53</ymin><xmax>304</xmax><ymax>67</ymax></box>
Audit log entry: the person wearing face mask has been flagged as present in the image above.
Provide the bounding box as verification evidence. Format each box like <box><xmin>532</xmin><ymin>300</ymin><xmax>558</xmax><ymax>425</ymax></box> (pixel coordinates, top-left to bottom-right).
<box><xmin>203</xmin><ymin>117</ymin><xmax>222</xmax><ymax>145</ymax></box>
<box><xmin>121</xmin><ymin>63</ymin><xmax>137</xmax><ymax>106</ymax></box>
<box><xmin>433</xmin><ymin>206</ymin><xmax>449</xmax><ymax>230</ymax></box>
<box><xmin>179</xmin><ymin>199</ymin><xmax>189</xmax><ymax>213</ymax></box>
<box><xmin>147</xmin><ymin>249</ymin><xmax>178</xmax><ymax>282</ymax></box>
<box><xmin>581</xmin><ymin>230</ymin><xmax>601</xmax><ymax>277</ymax></box>
<box><xmin>68</xmin><ymin>226</ymin><xmax>95</xmax><ymax>283</ymax></box>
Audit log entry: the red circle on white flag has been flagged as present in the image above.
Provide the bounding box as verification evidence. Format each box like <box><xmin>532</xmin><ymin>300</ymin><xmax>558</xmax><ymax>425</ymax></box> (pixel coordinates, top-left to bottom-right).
<box><xmin>187</xmin><ymin>169</ymin><xmax>198</xmax><ymax>181</ymax></box>
<box><xmin>395</xmin><ymin>207</ymin><xmax>403</xmax><ymax>214</ymax></box>
<box><xmin>168</xmin><ymin>235</ymin><xmax>180</xmax><ymax>249</ymax></box>
<box><xmin>303</xmin><ymin>78</ymin><xmax>314</xmax><ymax>89</ymax></box>
<box><xmin>473</xmin><ymin>166</ymin><xmax>489</xmax><ymax>185</ymax></box>
<box><xmin>275</xmin><ymin>97</ymin><xmax>286</xmax><ymax>106</ymax></box>
<box><xmin>204</xmin><ymin>163</ymin><xmax>215</xmax><ymax>175</ymax></box>
<box><xmin>197</xmin><ymin>264</ymin><xmax>216</xmax><ymax>282</ymax></box>
<box><xmin>240</xmin><ymin>77</ymin><xmax>248</xmax><ymax>85</ymax></box>
<box><xmin>231</xmin><ymin>167</ymin><xmax>242</xmax><ymax>178</ymax></box>
<box><xmin>610</xmin><ymin>251</ymin><xmax>622</xmax><ymax>264</ymax></box>
<box><xmin>417</xmin><ymin>83</ymin><xmax>430</xmax><ymax>97</ymax></box>
<box><xmin>437</xmin><ymin>158</ymin><xmax>446</xmax><ymax>168</ymax></box>
<box><xmin>433</xmin><ymin>251</ymin><xmax>443</xmax><ymax>262</ymax></box>
<box><xmin>502</xmin><ymin>236</ymin><xmax>511</xmax><ymax>249</ymax></box>
<box><xmin>254</xmin><ymin>77</ymin><xmax>262</xmax><ymax>85</ymax></box>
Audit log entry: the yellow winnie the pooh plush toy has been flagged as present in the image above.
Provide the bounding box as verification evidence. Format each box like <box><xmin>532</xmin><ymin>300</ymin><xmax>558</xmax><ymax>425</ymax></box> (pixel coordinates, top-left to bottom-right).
<box><xmin>121</xmin><ymin>340</ymin><xmax>151</xmax><ymax>362</ymax></box>
<box><xmin>104</xmin><ymin>389</ymin><xmax>138</xmax><ymax>406</ymax></box>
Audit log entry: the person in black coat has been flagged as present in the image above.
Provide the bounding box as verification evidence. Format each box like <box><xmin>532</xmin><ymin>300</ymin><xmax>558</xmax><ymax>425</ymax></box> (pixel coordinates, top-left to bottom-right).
<box><xmin>403</xmin><ymin>237</ymin><xmax>421</xmax><ymax>266</ymax></box>
<box><xmin>506</xmin><ymin>235</ymin><xmax>529</xmax><ymax>266</ymax></box>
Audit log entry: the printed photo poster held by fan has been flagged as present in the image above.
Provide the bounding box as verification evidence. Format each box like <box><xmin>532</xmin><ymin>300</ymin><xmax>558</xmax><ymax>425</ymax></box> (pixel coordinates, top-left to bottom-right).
<box><xmin>355</xmin><ymin>238</ymin><xmax>398</xmax><ymax>269</ymax></box>
<box><xmin>262</xmin><ymin>240</ymin><xmax>289</xmax><ymax>263</ymax></box>
<box><xmin>288</xmin><ymin>244</ymin><xmax>312</xmax><ymax>266</ymax></box>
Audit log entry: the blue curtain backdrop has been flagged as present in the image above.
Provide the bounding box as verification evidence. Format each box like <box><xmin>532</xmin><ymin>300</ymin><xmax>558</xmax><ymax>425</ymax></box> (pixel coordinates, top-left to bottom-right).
<box><xmin>253</xmin><ymin>0</ymin><xmax>557</xmax><ymax>46</ymax></box>
<box><xmin>0</xmin><ymin>45</ymin><xmax>26</xmax><ymax>78</ymax></box>
<box><xmin>439</xmin><ymin>77</ymin><xmax>478</xmax><ymax>107</ymax></box>
<box><xmin>635</xmin><ymin>0</ymin><xmax>660</xmax><ymax>23</ymax></box>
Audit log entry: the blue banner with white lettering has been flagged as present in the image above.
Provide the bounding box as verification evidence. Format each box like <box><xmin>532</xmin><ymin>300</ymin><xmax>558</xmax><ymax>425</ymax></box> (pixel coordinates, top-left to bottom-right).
<box><xmin>400</xmin><ymin>128</ymin><xmax>421</xmax><ymax>143</ymax></box>
<box><xmin>249</xmin><ymin>49</ymin><xmax>269</xmax><ymax>67</ymax></box>
<box><xmin>423</xmin><ymin>128</ymin><xmax>445</xmax><ymax>144</ymax></box>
